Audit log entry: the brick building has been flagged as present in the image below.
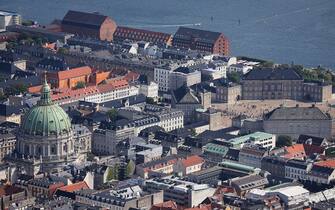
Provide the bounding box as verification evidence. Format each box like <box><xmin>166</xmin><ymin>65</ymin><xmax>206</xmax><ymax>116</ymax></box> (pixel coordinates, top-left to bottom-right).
<box><xmin>61</xmin><ymin>10</ymin><xmax>117</xmax><ymax>41</ymax></box>
<box><xmin>47</xmin><ymin>66</ymin><xmax>92</xmax><ymax>89</ymax></box>
<box><xmin>113</xmin><ymin>26</ymin><xmax>172</xmax><ymax>46</ymax></box>
<box><xmin>173</xmin><ymin>27</ymin><xmax>229</xmax><ymax>55</ymax></box>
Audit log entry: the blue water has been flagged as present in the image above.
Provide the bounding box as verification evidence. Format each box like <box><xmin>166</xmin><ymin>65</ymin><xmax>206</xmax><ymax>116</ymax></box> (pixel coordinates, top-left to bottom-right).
<box><xmin>1</xmin><ymin>0</ymin><xmax>335</xmax><ymax>68</ymax></box>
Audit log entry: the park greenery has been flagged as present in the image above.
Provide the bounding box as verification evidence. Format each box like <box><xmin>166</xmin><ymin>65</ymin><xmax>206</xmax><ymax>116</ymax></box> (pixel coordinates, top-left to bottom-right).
<box><xmin>7</xmin><ymin>33</ymin><xmax>48</xmax><ymax>49</ymax></box>
<box><xmin>276</xmin><ymin>135</ymin><xmax>293</xmax><ymax>148</ymax></box>
<box><xmin>0</xmin><ymin>84</ymin><xmax>28</xmax><ymax>101</ymax></box>
<box><xmin>106</xmin><ymin>160</ymin><xmax>135</xmax><ymax>181</ymax></box>
<box><xmin>107</xmin><ymin>108</ymin><xmax>118</xmax><ymax>122</ymax></box>
<box><xmin>75</xmin><ymin>81</ymin><xmax>86</xmax><ymax>89</ymax></box>
<box><xmin>227</xmin><ymin>72</ymin><xmax>241</xmax><ymax>83</ymax></box>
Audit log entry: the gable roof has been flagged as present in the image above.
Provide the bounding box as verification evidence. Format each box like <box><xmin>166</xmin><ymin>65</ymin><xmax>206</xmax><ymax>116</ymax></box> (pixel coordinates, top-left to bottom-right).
<box><xmin>172</xmin><ymin>86</ymin><xmax>200</xmax><ymax>104</ymax></box>
<box><xmin>151</xmin><ymin>200</ymin><xmax>179</xmax><ymax>210</ymax></box>
<box><xmin>0</xmin><ymin>104</ymin><xmax>26</xmax><ymax>117</ymax></box>
<box><xmin>174</xmin><ymin>67</ymin><xmax>195</xmax><ymax>74</ymax></box>
<box><xmin>97</xmin><ymin>79</ymin><xmax>128</xmax><ymax>93</ymax></box>
<box><xmin>57</xmin><ymin>181</ymin><xmax>89</xmax><ymax>192</ymax></box>
<box><xmin>181</xmin><ymin>155</ymin><xmax>204</xmax><ymax>167</ymax></box>
<box><xmin>114</xmin><ymin>26</ymin><xmax>172</xmax><ymax>45</ymax></box>
<box><xmin>56</xmin><ymin>66</ymin><xmax>92</xmax><ymax>80</ymax></box>
<box><xmin>283</xmin><ymin>144</ymin><xmax>306</xmax><ymax>159</ymax></box>
<box><xmin>123</xmin><ymin>71</ymin><xmax>140</xmax><ymax>82</ymax></box>
<box><xmin>37</xmin><ymin>57</ymin><xmax>68</xmax><ymax>71</ymax></box>
<box><xmin>265</xmin><ymin>106</ymin><xmax>331</xmax><ymax>120</ymax></box>
<box><xmin>311</xmin><ymin>164</ymin><xmax>335</xmax><ymax>175</ymax></box>
<box><xmin>243</xmin><ymin>68</ymin><xmax>302</xmax><ymax>80</ymax></box>
<box><xmin>297</xmin><ymin>134</ymin><xmax>326</xmax><ymax>146</ymax></box>
<box><xmin>174</xmin><ymin>27</ymin><xmax>222</xmax><ymax>44</ymax></box>
<box><xmin>62</xmin><ymin>10</ymin><xmax>109</xmax><ymax>27</ymax></box>
<box><xmin>314</xmin><ymin>160</ymin><xmax>335</xmax><ymax>168</ymax></box>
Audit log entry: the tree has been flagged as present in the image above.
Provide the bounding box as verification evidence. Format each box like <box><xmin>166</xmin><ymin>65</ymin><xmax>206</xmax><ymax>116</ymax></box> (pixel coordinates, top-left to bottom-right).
<box><xmin>201</xmin><ymin>74</ymin><xmax>214</xmax><ymax>82</ymax></box>
<box><xmin>126</xmin><ymin>160</ymin><xmax>135</xmax><ymax>177</ymax></box>
<box><xmin>260</xmin><ymin>61</ymin><xmax>274</xmax><ymax>68</ymax></box>
<box><xmin>108</xmin><ymin>108</ymin><xmax>118</xmax><ymax>122</ymax></box>
<box><xmin>227</xmin><ymin>72</ymin><xmax>241</xmax><ymax>83</ymax></box>
<box><xmin>106</xmin><ymin>164</ymin><xmax>120</xmax><ymax>181</ymax></box>
<box><xmin>6</xmin><ymin>84</ymin><xmax>28</xmax><ymax>95</ymax></box>
<box><xmin>276</xmin><ymin>135</ymin><xmax>293</xmax><ymax>148</ymax></box>
<box><xmin>58</xmin><ymin>47</ymin><xmax>69</xmax><ymax>54</ymax></box>
<box><xmin>86</xmin><ymin>152</ymin><xmax>95</xmax><ymax>161</ymax></box>
<box><xmin>75</xmin><ymin>81</ymin><xmax>86</xmax><ymax>89</ymax></box>
<box><xmin>0</xmin><ymin>92</ymin><xmax>6</xmax><ymax>101</ymax></box>
<box><xmin>22</xmin><ymin>20</ymin><xmax>34</xmax><ymax>26</ymax></box>
<box><xmin>190</xmin><ymin>128</ymin><xmax>197</xmax><ymax>136</ymax></box>
<box><xmin>146</xmin><ymin>97</ymin><xmax>155</xmax><ymax>104</ymax></box>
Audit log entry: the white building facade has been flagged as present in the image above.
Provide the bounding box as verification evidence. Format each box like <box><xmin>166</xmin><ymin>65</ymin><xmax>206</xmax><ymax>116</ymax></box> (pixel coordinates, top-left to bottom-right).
<box><xmin>0</xmin><ymin>11</ymin><xmax>21</xmax><ymax>32</ymax></box>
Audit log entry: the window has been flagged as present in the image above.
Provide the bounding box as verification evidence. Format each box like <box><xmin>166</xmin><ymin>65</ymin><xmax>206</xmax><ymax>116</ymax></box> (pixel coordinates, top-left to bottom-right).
<box><xmin>51</xmin><ymin>145</ymin><xmax>57</xmax><ymax>155</ymax></box>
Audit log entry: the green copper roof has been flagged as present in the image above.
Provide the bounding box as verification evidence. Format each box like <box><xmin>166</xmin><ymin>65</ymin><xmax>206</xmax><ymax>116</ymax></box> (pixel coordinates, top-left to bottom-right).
<box><xmin>204</xmin><ymin>143</ymin><xmax>229</xmax><ymax>156</ymax></box>
<box><xmin>21</xmin><ymin>79</ymin><xmax>72</xmax><ymax>136</ymax></box>
<box><xmin>38</xmin><ymin>79</ymin><xmax>52</xmax><ymax>106</ymax></box>
<box><xmin>224</xmin><ymin>132</ymin><xmax>273</xmax><ymax>147</ymax></box>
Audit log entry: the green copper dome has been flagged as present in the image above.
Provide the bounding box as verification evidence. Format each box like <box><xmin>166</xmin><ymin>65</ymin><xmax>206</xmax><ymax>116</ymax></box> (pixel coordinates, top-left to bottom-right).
<box><xmin>21</xmin><ymin>79</ymin><xmax>72</xmax><ymax>136</ymax></box>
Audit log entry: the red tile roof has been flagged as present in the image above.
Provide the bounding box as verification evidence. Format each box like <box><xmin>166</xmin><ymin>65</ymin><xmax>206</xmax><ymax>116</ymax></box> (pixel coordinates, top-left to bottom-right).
<box><xmin>315</xmin><ymin>160</ymin><xmax>335</xmax><ymax>168</ymax></box>
<box><xmin>184</xmin><ymin>204</ymin><xmax>212</xmax><ymax>210</ymax></box>
<box><xmin>151</xmin><ymin>201</ymin><xmax>179</xmax><ymax>210</ymax></box>
<box><xmin>43</xmin><ymin>43</ymin><xmax>57</xmax><ymax>51</ymax></box>
<box><xmin>98</xmin><ymin>79</ymin><xmax>129</xmax><ymax>93</ymax></box>
<box><xmin>57</xmin><ymin>181</ymin><xmax>89</xmax><ymax>192</ymax></box>
<box><xmin>283</xmin><ymin>144</ymin><xmax>306</xmax><ymax>159</ymax></box>
<box><xmin>114</xmin><ymin>26</ymin><xmax>172</xmax><ymax>45</ymax></box>
<box><xmin>57</xmin><ymin>66</ymin><xmax>92</xmax><ymax>80</ymax></box>
<box><xmin>28</xmin><ymin>85</ymin><xmax>43</xmax><ymax>94</ymax></box>
<box><xmin>303</xmin><ymin>144</ymin><xmax>325</xmax><ymax>156</ymax></box>
<box><xmin>0</xmin><ymin>184</ymin><xmax>24</xmax><ymax>197</ymax></box>
<box><xmin>282</xmin><ymin>144</ymin><xmax>324</xmax><ymax>159</ymax></box>
<box><xmin>182</xmin><ymin>155</ymin><xmax>204</xmax><ymax>168</ymax></box>
<box><xmin>52</xmin><ymin>86</ymin><xmax>99</xmax><ymax>102</ymax></box>
<box><xmin>123</xmin><ymin>71</ymin><xmax>140</xmax><ymax>82</ymax></box>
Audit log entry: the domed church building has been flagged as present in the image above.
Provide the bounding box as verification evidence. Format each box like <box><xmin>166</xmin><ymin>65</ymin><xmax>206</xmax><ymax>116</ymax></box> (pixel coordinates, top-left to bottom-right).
<box><xmin>7</xmin><ymin>79</ymin><xmax>83</xmax><ymax>175</ymax></box>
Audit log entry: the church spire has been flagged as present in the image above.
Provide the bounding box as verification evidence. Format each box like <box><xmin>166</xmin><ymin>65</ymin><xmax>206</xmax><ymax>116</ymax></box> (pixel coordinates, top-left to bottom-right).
<box><xmin>38</xmin><ymin>72</ymin><xmax>53</xmax><ymax>105</ymax></box>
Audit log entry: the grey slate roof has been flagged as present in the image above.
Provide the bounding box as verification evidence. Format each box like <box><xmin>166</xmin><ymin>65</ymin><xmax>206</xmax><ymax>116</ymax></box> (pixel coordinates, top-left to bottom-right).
<box><xmin>0</xmin><ymin>75</ymin><xmax>40</xmax><ymax>89</ymax></box>
<box><xmin>174</xmin><ymin>27</ymin><xmax>222</xmax><ymax>44</ymax></box>
<box><xmin>0</xmin><ymin>104</ymin><xmax>26</xmax><ymax>117</ymax></box>
<box><xmin>286</xmin><ymin>159</ymin><xmax>309</xmax><ymax>169</ymax></box>
<box><xmin>172</xmin><ymin>86</ymin><xmax>200</xmax><ymax>104</ymax></box>
<box><xmin>311</xmin><ymin>165</ymin><xmax>335</xmax><ymax>175</ymax></box>
<box><xmin>37</xmin><ymin>57</ymin><xmax>69</xmax><ymax>71</ymax></box>
<box><xmin>265</xmin><ymin>106</ymin><xmax>331</xmax><ymax>120</ymax></box>
<box><xmin>139</xmin><ymin>154</ymin><xmax>178</xmax><ymax>168</ymax></box>
<box><xmin>0</xmin><ymin>62</ymin><xmax>12</xmax><ymax>74</ymax></box>
<box><xmin>231</xmin><ymin>174</ymin><xmax>268</xmax><ymax>189</ymax></box>
<box><xmin>101</xmin><ymin>94</ymin><xmax>146</xmax><ymax>109</ymax></box>
<box><xmin>174</xmin><ymin>66</ymin><xmax>195</xmax><ymax>74</ymax></box>
<box><xmin>297</xmin><ymin>134</ymin><xmax>326</xmax><ymax>146</ymax></box>
<box><xmin>243</xmin><ymin>68</ymin><xmax>303</xmax><ymax>80</ymax></box>
<box><xmin>62</xmin><ymin>10</ymin><xmax>108</xmax><ymax>28</ymax></box>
